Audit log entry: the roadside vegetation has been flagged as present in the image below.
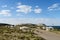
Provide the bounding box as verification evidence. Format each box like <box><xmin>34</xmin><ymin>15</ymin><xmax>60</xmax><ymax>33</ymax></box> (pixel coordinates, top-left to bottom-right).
<box><xmin>0</xmin><ymin>24</ymin><xmax>46</xmax><ymax>40</ymax></box>
<box><xmin>50</xmin><ymin>28</ymin><xmax>60</xmax><ymax>34</ymax></box>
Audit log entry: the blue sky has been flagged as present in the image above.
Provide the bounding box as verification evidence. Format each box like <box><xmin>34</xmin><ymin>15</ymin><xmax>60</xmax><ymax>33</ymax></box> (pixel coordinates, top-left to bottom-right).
<box><xmin>0</xmin><ymin>0</ymin><xmax>60</xmax><ymax>25</ymax></box>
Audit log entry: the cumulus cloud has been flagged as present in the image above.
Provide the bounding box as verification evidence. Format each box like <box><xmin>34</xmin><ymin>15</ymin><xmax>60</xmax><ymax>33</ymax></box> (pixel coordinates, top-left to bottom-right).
<box><xmin>34</xmin><ymin>8</ymin><xmax>42</xmax><ymax>13</ymax></box>
<box><xmin>16</xmin><ymin>5</ymin><xmax>32</xmax><ymax>14</ymax></box>
<box><xmin>0</xmin><ymin>10</ymin><xmax>11</xmax><ymax>16</ymax></box>
<box><xmin>16</xmin><ymin>3</ymin><xmax>42</xmax><ymax>14</ymax></box>
<box><xmin>48</xmin><ymin>3</ymin><xmax>60</xmax><ymax>11</ymax></box>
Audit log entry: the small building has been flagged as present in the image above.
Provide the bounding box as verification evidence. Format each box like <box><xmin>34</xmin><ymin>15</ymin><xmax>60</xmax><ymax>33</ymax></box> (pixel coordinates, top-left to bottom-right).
<box><xmin>46</xmin><ymin>27</ymin><xmax>54</xmax><ymax>31</ymax></box>
<box><xmin>20</xmin><ymin>26</ymin><xmax>29</xmax><ymax>30</ymax></box>
<box><xmin>42</xmin><ymin>26</ymin><xmax>54</xmax><ymax>31</ymax></box>
<box><xmin>42</xmin><ymin>26</ymin><xmax>46</xmax><ymax>30</ymax></box>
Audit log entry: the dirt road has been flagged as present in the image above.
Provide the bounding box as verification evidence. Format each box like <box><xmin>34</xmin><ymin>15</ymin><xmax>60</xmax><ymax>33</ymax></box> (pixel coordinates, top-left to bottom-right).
<box><xmin>35</xmin><ymin>29</ymin><xmax>60</xmax><ymax>40</ymax></box>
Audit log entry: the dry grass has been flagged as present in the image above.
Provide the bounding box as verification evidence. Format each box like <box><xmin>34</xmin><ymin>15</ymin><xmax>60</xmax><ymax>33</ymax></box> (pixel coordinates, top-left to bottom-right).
<box><xmin>0</xmin><ymin>26</ymin><xmax>45</xmax><ymax>40</ymax></box>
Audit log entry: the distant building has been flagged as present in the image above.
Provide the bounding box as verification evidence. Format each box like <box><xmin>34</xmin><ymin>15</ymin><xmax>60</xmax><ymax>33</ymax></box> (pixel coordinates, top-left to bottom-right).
<box><xmin>42</xmin><ymin>26</ymin><xmax>46</xmax><ymax>30</ymax></box>
<box><xmin>46</xmin><ymin>27</ymin><xmax>54</xmax><ymax>31</ymax></box>
<box><xmin>20</xmin><ymin>26</ymin><xmax>29</xmax><ymax>29</ymax></box>
<box><xmin>42</xmin><ymin>26</ymin><xmax>54</xmax><ymax>31</ymax></box>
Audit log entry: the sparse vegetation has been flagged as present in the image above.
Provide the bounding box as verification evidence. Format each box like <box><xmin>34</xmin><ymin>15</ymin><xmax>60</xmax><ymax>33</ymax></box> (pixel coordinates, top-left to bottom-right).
<box><xmin>50</xmin><ymin>28</ymin><xmax>60</xmax><ymax>34</ymax></box>
<box><xmin>0</xmin><ymin>23</ymin><xmax>46</xmax><ymax>40</ymax></box>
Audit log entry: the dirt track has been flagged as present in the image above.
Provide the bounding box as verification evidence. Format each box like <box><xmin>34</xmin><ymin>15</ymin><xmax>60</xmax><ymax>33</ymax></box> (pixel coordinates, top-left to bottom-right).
<box><xmin>34</xmin><ymin>29</ymin><xmax>60</xmax><ymax>40</ymax></box>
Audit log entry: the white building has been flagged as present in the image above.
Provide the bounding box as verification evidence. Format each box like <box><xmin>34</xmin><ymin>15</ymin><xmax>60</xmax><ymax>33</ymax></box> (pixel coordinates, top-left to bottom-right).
<box><xmin>20</xmin><ymin>26</ymin><xmax>29</xmax><ymax>29</ymax></box>
<box><xmin>46</xmin><ymin>27</ymin><xmax>54</xmax><ymax>31</ymax></box>
<box><xmin>42</xmin><ymin>26</ymin><xmax>54</xmax><ymax>31</ymax></box>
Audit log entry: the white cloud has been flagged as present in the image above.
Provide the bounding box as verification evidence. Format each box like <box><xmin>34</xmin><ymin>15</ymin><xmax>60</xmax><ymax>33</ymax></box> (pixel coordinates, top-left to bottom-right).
<box><xmin>0</xmin><ymin>18</ymin><xmax>60</xmax><ymax>26</ymax></box>
<box><xmin>34</xmin><ymin>8</ymin><xmax>42</xmax><ymax>13</ymax></box>
<box><xmin>2</xmin><ymin>5</ymin><xmax>7</xmax><ymax>8</ymax></box>
<box><xmin>16</xmin><ymin>3</ymin><xmax>42</xmax><ymax>14</ymax></box>
<box><xmin>48</xmin><ymin>3</ymin><xmax>60</xmax><ymax>11</ymax></box>
<box><xmin>0</xmin><ymin>10</ymin><xmax>11</xmax><ymax>16</ymax></box>
<box><xmin>16</xmin><ymin>5</ymin><xmax>32</xmax><ymax>14</ymax></box>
